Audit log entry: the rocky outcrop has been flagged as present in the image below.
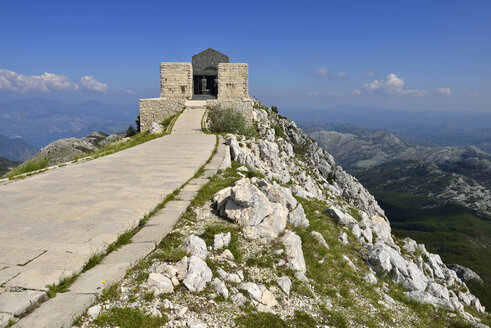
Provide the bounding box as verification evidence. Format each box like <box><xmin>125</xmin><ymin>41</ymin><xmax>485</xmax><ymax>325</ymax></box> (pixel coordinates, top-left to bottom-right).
<box><xmin>76</xmin><ymin>102</ymin><xmax>488</xmax><ymax>328</ymax></box>
<box><xmin>23</xmin><ymin>131</ymin><xmax>124</xmax><ymax>166</ymax></box>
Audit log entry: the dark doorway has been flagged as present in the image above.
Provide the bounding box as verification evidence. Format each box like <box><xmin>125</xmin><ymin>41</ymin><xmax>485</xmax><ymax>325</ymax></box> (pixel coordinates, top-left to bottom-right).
<box><xmin>193</xmin><ymin>75</ymin><xmax>218</xmax><ymax>97</ymax></box>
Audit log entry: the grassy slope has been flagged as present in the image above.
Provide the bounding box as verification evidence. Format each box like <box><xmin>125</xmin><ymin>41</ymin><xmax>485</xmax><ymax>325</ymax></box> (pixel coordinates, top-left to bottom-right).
<box><xmin>374</xmin><ymin>191</ymin><xmax>491</xmax><ymax>310</ymax></box>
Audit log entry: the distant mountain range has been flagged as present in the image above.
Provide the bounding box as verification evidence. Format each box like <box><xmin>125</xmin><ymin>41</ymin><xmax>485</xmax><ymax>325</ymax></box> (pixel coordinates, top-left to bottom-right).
<box><xmin>304</xmin><ymin>122</ymin><xmax>491</xmax><ymax>307</ymax></box>
<box><xmin>0</xmin><ymin>156</ymin><xmax>20</xmax><ymax>176</ymax></box>
<box><xmin>0</xmin><ymin>98</ymin><xmax>137</xmax><ymax>148</ymax></box>
<box><xmin>304</xmin><ymin>123</ymin><xmax>491</xmax><ymax>214</ymax></box>
<box><xmin>0</xmin><ymin>134</ymin><xmax>38</xmax><ymax>161</ymax></box>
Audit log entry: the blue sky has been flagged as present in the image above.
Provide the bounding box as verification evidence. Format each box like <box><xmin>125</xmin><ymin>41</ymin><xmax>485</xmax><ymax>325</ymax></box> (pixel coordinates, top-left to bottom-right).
<box><xmin>1</xmin><ymin>0</ymin><xmax>490</xmax><ymax>112</ymax></box>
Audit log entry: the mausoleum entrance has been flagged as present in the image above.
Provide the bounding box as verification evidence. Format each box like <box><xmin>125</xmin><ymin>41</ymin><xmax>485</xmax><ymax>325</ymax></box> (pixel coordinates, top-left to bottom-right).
<box><xmin>193</xmin><ymin>74</ymin><xmax>218</xmax><ymax>97</ymax></box>
<box><xmin>191</xmin><ymin>48</ymin><xmax>229</xmax><ymax>99</ymax></box>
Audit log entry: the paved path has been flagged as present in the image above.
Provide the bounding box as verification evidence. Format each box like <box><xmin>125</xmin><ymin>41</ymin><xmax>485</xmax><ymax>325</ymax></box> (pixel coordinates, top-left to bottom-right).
<box><xmin>0</xmin><ymin>104</ymin><xmax>215</xmax><ymax>295</ymax></box>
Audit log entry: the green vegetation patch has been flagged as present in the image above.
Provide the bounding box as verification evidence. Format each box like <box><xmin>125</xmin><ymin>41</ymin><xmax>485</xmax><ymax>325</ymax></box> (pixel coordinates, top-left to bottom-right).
<box><xmin>207</xmin><ymin>104</ymin><xmax>257</xmax><ymax>137</ymax></box>
<box><xmin>374</xmin><ymin>191</ymin><xmax>491</xmax><ymax>310</ymax></box>
<box><xmin>6</xmin><ymin>158</ymin><xmax>49</xmax><ymax>179</ymax></box>
<box><xmin>93</xmin><ymin>307</ymin><xmax>168</xmax><ymax>328</ymax></box>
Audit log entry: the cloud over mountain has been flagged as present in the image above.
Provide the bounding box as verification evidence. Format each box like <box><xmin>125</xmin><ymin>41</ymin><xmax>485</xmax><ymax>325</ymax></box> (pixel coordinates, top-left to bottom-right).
<box><xmin>361</xmin><ymin>73</ymin><xmax>426</xmax><ymax>96</ymax></box>
<box><xmin>0</xmin><ymin>69</ymin><xmax>109</xmax><ymax>94</ymax></box>
<box><xmin>80</xmin><ymin>76</ymin><xmax>108</xmax><ymax>93</ymax></box>
<box><xmin>0</xmin><ymin>69</ymin><xmax>79</xmax><ymax>93</ymax></box>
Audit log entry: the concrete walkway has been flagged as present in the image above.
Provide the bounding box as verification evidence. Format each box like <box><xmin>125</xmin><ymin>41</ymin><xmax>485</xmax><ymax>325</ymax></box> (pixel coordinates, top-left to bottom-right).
<box><xmin>0</xmin><ymin>104</ymin><xmax>217</xmax><ymax>326</ymax></box>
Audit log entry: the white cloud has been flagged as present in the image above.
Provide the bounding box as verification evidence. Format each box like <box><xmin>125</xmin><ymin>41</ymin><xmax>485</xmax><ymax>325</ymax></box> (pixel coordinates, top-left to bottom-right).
<box><xmin>437</xmin><ymin>88</ymin><xmax>451</xmax><ymax>96</ymax></box>
<box><xmin>307</xmin><ymin>91</ymin><xmax>319</xmax><ymax>96</ymax></box>
<box><xmin>352</xmin><ymin>89</ymin><xmax>361</xmax><ymax>95</ymax></box>
<box><xmin>363</xmin><ymin>70</ymin><xmax>376</xmax><ymax>78</ymax></box>
<box><xmin>0</xmin><ymin>69</ymin><xmax>79</xmax><ymax>92</ymax></box>
<box><xmin>360</xmin><ymin>73</ymin><xmax>426</xmax><ymax>96</ymax></box>
<box><xmin>337</xmin><ymin>72</ymin><xmax>348</xmax><ymax>78</ymax></box>
<box><xmin>80</xmin><ymin>76</ymin><xmax>108</xmax><ymax>93</ymax></box>
<box><xmin>467</xmin><ymin>92</ymin><xmax>479</xmax><ymax>97</ymax></box>
<box><xmin>314</xmin><ymin>66</ymin><xmax>329</xmax><ymax>77</ymax></box>
<box><xmin>125</xmin><ymin>89</ymin><xmax>134</xmax><ymax>95</ymax></box>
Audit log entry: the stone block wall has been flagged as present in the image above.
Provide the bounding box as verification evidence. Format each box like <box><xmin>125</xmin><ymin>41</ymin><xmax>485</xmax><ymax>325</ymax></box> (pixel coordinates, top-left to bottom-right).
<box><xmin>160</xmin><ymin>63</ymin><xmax>193</xmax><ymax>99</ymax></box>
<box><xmin>139</xmin><ymin>98</ymin><xmax>186</xmax><ymax>131</ymax></box>
<box><xmin>217</xmin><ymin>63</ymin><xmax>248</xmax><ymax>99</ymax></box>
<box><xmin>207</xmin><ymin>98</ymin><xmax>254</xmax><ymax>122</ymax></box>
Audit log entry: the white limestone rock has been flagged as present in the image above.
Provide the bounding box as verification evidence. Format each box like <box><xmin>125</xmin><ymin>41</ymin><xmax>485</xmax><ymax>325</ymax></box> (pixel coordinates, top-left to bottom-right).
<box><xmin>343</xmin><ymin>255</ymin><xmax>356</xmax><ymax>270</ymax></box>
<box><xmin>240</xmin><ymin>282</ymin><xmax>263</xmax><ymax>302</ymax></box>
<box><xmin>224</xmin><ymin>179</ymin><xmax>273</xmax><ymax>227</ymax></box>
<box><xmin>327</xmin><ymin>207</ymin><xmax>357</xmax><ymax>227</ymax></box>
<box><xmin>277</xmin><ymin>276</ymin><xmax>292</xmax><ymax>295</ymax></box>
<box><xmin>214</xmin><ymin>232</ymin><xmax>231</xmax><ymax>250</ymax></box>
<box><xmin>87</xmin><ymin>305</ymin><xmax>102</xmax><ymax>319</ymax></box>
<box><xmin>182</xmin><ymin>235</ymin><xmax>208</xmax><ymax>259</ymax></box>
<box><xmin>219</xmin><ymin>249</ymin><xmax>234</xmax><ymax>261</ymax></box>
<box><xmin>211</xmin><ymin>278</ymin><xmax>229</xmax><ymax>299</ymax></box>
<box><xmin>338</xmin><ymin>232</ymin><xmax>348</xmax><ymax>245</ymax></box>
<box><xmin>281</xmin><ymin>230</ymin><xmax>306</xmax><ymax>273</ymax></box>
<box><xmin>147</xmin><ymin>273</ymin><xmax>174</xmax><ymax>294</ymax></box>
<box><xmin>182</xmin><ymin>256</ymin><xmax>213</xmax><ymax>292</ymax></box>
<box><xmin>149</xmin><ymin>122</ymin><xmax>163</xmax><ymax>134</ymax></box>
<box><xmin>404</xmin><ymin>290</ymin><xmax>452</xmax><ymax>309</ymax></box>
<box><xmin>363</xmin><ymin>273</ymin><xmax>378</xmax><ymax>285</ymax></box>
<box><xmin>288</xmin><ymin>203</ymin><xmax>309</xmax><ymax>228</ymax></box>
<box><xmin>257</xmin><ymin>180</ymin><xmax>298</xmax><ymax>210</ymax></box>
<box><xmin>310</xmin><ymin>231</ymin><xmax>329</xmax><ymax>249</ymax></box>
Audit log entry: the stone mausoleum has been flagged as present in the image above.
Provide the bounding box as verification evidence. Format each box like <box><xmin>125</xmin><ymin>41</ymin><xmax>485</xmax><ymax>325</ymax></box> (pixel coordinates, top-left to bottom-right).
<box><xmin>139</xmin><ymin>48</ymin><xmax>253</xmax><ymax>131</ymax></box>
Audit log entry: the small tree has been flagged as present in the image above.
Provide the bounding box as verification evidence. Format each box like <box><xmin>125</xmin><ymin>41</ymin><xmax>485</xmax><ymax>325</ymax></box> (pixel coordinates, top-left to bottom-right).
<box><xmin>126</xmin><ymin>125</ymin><xmax>136</xmax><ymax>137</ymax></box>
<box><xmin>271</xmin><ymin>105</ymin><xmax>278</xmax><ymax>114</ymax></box>
<box><xmin>135</xmin><ymin>115</ymin><xmax>141</xmax><ymax>133</ymax></box>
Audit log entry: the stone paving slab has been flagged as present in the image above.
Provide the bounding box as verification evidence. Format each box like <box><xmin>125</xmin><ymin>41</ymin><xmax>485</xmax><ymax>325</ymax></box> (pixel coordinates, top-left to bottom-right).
<box><xmin>11</xmin><ymin>105</ymin><xmax>228</xmax><ymax>327</ymax></box>
<box><xmin>132</xmin><ymin>223</ymin><xmax>176</xmax><ymax>245</ymax></box>
<box><xmin>0</xmin><ymin>291</ymin><xmax>45</xmax><ymax>316</ymax></box>
<box><xmin>25</xmin><ymin>251</ymin><xmax>90</xmax><ymax>273</ymax></box>
<box><xmin>69</xmin><ymin>263</ymin><xmax>130</xmax><ymax>295</ymax></box>
<box><xmin>102</xmin><ymin>242</ymin><xmax>155</xmax><ymax>266</ymax></box>
<box><xmin>6</xmin><ymin>268</ymin><xmax>74</xmax><ymax>291</ymax></box>
<box><xmin>0</xmin><ymin>313</ymin><xmax>13</xmax><ymax>328</ymax></box>
<box><xmin>178</xmin><ymin>189</ymin><xmax>199</xmax><ymax>201</ymax></box>
<box><xmin>0</xmin><ymin>106</ymin><xmax>213</xmax><ymax>297</ymax></box>
<box><xmin>13</xmin><ymin>292</ymin><xmax>96</xmax><ymax>328</ymax></box>
<box><xmin>0</xmin><ymin>266</ymin><xmax>27</xmax><ymax>286</ymax></box>
<box><xmin>0</xmin><ymin>248</ymin><xmax>45</xmax><ymax>266</ymax></box>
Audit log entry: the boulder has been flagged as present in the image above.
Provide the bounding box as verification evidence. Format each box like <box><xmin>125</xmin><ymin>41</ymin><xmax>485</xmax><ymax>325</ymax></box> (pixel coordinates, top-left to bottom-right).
<box><xmin>147</xmin><ymin>273</ymin><xmax>174</xmax><ymax>294</ymax></box>
<box><xmin>182</xmin><ymin>235</ymin><xmax>207</xmax><ymax>259</ymax></box>
<box><xmin>281</xmin><ymin>230</ymin><xmax>306</xmax><ymax>273</ymax></box>
<box><xmin>244</xmin><ymin>203</ymin><xmax>288</xmax><ymax>239</ymax></box>
<box><xmin>240</xmin><ymin>282</ymin><xmax>263</xmax><ymax>302</ymax></box>
<box><xmin>288</xmin><ymin>204</ymin><xmax>309</xmax><ymax>228</ymax></box>
<box><xmin>258</xmin><ymin>181</ymin><xmax>298</xmax><ymax>210</ymax></box>
<box><xmin>310</xmin><ymin>231</ymin><xmax>329</xmax><ymax>249</ymax></box>
<box><xmin>326</xmin><ymin>207</ymin><xmax>357</xmax><ymax>227</ymax></box>
<box><xmin>363</xmin><ymin>273</ymin><xmax>378</xmax><ymax>285</ymax></box>
<box><xmin>276</xmin><ymin>276</ymin><xmax>292</xmax><ymax>295</ymax></box>
<box><xmin>224</xmin><ymin>179</ymin><xmax>273</xmax><ymax>226</ymax></box>
<box><xmin>447</xmin><ymin>264</ymin><xmax>483</xmax><ymax>283</ymax></box>
<box><xmin>149</xmin><ymin>122</ymin><xmax>163</xmax><ymax>134</ymax></box>
<box><xmin>338</xmin><ymin>232</ymin><xmax>348</xmax><ymax>245</ymax></box>
<box><xmin>182</xmin><ymin>256</ymin><xmax>213</xmax><ymax>292</ymax></box>
<box><xmin>211</xmin><ymin>278</ymin><xmax>229</xmax><ymax>299</ymax></box>
<box><xmin>404</xmin><ymin>291</ymin><xmax>451</xmax><ymax>309</ymax></box>
<box><xmin>214</xmin><ymin>232</ymin><xmax>231</xmax><ymax>250</ymax></box>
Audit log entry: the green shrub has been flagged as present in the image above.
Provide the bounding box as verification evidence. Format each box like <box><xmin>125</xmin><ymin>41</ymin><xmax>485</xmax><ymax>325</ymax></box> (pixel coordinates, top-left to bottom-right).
<box><xmin>207</xmin><ymin>105</ymin><xmax>256</xmax><ymax>137</ymax></box>
<box><xmin>271</xmin><ymin>105</ymin><xmax>278</xmax><ymax>113</ymax></box>
<box><xmin>125</xmin><ymin>125</ymin><xmax>136</xmax><ymax>137</ymax></box>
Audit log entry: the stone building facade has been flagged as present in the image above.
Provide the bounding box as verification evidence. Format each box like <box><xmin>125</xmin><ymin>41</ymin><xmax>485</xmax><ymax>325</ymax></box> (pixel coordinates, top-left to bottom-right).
<box><xmin>139</xmin><ymin>48</ymin><xmax>252</xmax><ymax>131</ymax></box>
